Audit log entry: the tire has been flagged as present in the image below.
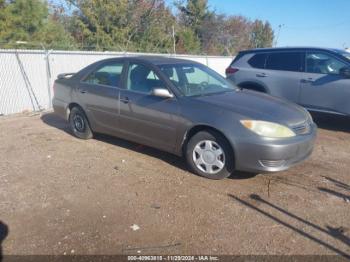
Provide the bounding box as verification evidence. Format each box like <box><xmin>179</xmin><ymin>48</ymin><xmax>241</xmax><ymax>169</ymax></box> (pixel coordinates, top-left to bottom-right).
<box><xmin>185</xmin><ymin>130</ymin><xmax>234</xmax><ymax>180</ymax></box>
<box><xmin>69</xmin><ymin>106</ymin><xmax>93</xmax><ymax>140</ymax></box>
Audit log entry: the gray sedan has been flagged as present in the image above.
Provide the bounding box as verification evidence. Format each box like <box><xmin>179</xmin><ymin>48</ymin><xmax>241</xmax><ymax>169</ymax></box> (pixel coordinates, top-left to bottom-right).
<box><xmin>53</xmin><ymin>56</ymin><xmax>317</xmax><ymax>180</ymax></box>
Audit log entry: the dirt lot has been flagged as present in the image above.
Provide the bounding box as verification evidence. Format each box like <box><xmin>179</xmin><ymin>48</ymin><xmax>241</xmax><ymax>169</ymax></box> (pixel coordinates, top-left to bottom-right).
<box><xmin>0</xmin><ymin>112</ymin><xmax>349</xmax><ymax>257</ymax></box>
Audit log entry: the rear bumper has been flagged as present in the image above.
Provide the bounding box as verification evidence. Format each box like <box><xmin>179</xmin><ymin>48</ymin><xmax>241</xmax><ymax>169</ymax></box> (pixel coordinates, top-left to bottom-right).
<box><xmin>234</xmin><ymin>123</ymin><xmax>317</xmax><ymax>173</ymax></box>
<box><xmin>52</xmin><ymin>98</ymin><xmax>69</xmax><ymax>120</ymax></box>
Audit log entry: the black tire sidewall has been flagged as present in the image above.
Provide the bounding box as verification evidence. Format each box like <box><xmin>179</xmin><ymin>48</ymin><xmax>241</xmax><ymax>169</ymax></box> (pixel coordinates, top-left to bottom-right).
<box><xmin>69</xmin><ymin>107</ymin><xmax>93</xmax><ymax>139</ymax></box>
<box><xmin>186</xmin><ymin>131</ymin><xmax>234</xmax><ymax>180</ymax></box>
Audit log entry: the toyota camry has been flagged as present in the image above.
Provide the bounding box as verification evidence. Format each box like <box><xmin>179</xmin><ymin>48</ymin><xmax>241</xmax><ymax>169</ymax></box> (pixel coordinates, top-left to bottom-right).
<box><xmin>53</xmin><ymin>56</ymin><xmax>317</xmax><ymax>180</ymax></box>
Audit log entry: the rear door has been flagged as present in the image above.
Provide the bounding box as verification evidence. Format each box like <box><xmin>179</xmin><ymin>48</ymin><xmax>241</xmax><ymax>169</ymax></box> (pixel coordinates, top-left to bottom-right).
<box><xmin>77</xmin><ymin>61</ymin><xmax>125</xmax><ymax>132</ymax></box>
<box><xmin>263</xmin><ymin>51</ymin><xmax>304</xmax><ymax>103</ymax></box>
<box><xmin>118</xmin><ymin>61</ymin><xmax>179</xmax><ymax>152</ymax></box>
<box><xmin>299</xmin><ymin>51</ymin><xmax>350</xmax><ymax>115</ymax></box>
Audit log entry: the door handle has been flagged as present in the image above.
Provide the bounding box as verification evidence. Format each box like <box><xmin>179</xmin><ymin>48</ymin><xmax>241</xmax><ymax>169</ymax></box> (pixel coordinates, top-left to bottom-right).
<box><xmin>120</xmin><ymin>97</ymin><xmax>130</xmax><ymax>104</ymax></box>
<box><xmin>301</xmin><ymin>78</ymin><xmax>315</xmax><ymax>83</ymax></box>
<box><xmin>78</xmin><ymin>88</ymin><xmax>87</xmax><ymax>94</ymax></box>
<box><xmin>256</xmin><ymin>73</ymin><xmax>268</xmax><ymax>78</ymax></box>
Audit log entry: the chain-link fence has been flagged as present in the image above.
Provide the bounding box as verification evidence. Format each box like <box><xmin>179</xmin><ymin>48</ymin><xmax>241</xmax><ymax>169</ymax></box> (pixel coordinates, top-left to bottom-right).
<box><xmin>0</xmin><ymin>49</ymin><xmax>232</xmax><ymax>115</ymax></box>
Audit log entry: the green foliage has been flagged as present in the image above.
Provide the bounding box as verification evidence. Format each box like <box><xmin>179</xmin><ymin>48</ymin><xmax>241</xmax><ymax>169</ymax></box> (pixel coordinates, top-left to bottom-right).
<box><xmin>0</xmin><ymin>0</ymin><xmax>275</xmax><ymax>54</ymax></box>
<box><xmin>178</xmin><ymin>0</ymin><xmax>209</xmax><ymax>35</ymax></box>
<box><xmin>176</xmin><ymin>1</ymin><xmax>275</xmax><ymax>55</ymax></box>
<box><xmin>68</xmin><ymin>0</ymin><xmax>175</xmax><ymax>52</ymax></box>
<box><xmin>0</xmin><ymin>0</ymin><xmax>48</xmax><ymax>45</ymax></box>
<box><xmin>250</xmin><ymin>20</ymin><xmax>274</xmax><ymax>48</ymax></box>
<box><xmin>0</xmin><ymin>0</ymin><xmax>75</xmax><ymax>49</ymax></box>
<box><xmin>36</xmin><ymin>18</ymin><xmax>77</xmax><ymax>49</ymax></box>
<box><xmin>176</xmin><ymin>27</ymin><xmax>201</xmax><ymax>54</ymax></box>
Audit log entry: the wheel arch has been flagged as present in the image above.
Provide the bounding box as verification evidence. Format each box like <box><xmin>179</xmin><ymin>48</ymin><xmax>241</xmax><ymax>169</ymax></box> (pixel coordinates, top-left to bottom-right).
<box><xmin>181</xmin><ymin>125</ymin><xmax>236</xmax><ymax>166</ymax></box>
<box><xmin>66</xmin><ymin>102</ymin><xmax>84</xmax><ymax>120</ymax></box>
<box><xmin>66</xmin><ymin>103</ymin><xmax>93</xmax><ymax>132</ymax></box>
<box><xmin>238</xmin><ymin>81</ymin><xmax>269</xmax><ymax>93</ymax></box>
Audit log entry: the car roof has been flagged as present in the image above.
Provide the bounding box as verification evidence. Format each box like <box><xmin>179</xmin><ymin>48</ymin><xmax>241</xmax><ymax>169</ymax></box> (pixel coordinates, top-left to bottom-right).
<box><xmin>239</xmin><ymin>47</ymin><xmax>345</xmax><ymax>54</ymax></box>
<box><xmin>96</xmin><ymin>55</ymin><xmax>198</xmax><ymax>66</ymax></box>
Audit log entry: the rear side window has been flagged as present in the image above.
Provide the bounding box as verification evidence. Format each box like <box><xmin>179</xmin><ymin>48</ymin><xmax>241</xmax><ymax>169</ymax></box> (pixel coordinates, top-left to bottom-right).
<box><xmin>248</xmin><ymin>53</ymin><xmax>267</xmax><ymax>69</ymax></box>
<box><xmin>84</xmin><ymin>62</ymin><xmax>124</xmax><ymax>87</ymax></box>
<box><xmin>266</xmin><ymin>52</ymin><xmax>302</xmax><ymax>72</ymax></box>
<box><xmin>230</xmin><ymin>52</ymin><xmax>244</xmax><ymax>65</ymax></box>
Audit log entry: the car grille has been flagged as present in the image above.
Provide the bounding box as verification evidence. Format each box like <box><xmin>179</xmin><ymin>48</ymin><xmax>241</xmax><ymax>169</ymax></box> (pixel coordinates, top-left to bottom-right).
<box><xmin>291</xmin><ymin>121</ymin><xmax>311</xmax><ymax>135</ymax></box>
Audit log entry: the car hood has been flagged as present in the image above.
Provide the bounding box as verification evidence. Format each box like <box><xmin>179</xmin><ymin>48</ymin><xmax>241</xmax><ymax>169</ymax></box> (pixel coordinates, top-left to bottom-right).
<box><xmin>192</xmin><ymin>90</ymin><xmax>308</xmax><ymax>127</ymax></box>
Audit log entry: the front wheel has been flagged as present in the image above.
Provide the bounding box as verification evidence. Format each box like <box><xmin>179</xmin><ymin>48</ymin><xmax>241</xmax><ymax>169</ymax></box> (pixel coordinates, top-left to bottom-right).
<box><xmin>185</xmin><ymin>131</ymin><xmax>234</xmax><ymax>180</ymax></box>
<box><xmin>69</xmin><ymin>106</ymin><xmax>93</xmax><ymax>140</ymax></box>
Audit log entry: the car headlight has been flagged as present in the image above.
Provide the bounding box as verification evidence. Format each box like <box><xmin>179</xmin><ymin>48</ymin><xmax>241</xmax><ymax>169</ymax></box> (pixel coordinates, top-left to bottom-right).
<box><xmin>240</xmin><ymin>120</ymin><xmax>296</xmax><ymax>138</ymax></box>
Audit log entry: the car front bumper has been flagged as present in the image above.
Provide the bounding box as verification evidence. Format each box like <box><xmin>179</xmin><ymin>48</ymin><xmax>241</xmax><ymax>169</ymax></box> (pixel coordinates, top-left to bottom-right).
<box><xmin>233</xmin><ymin>123</ymin><xmax>317</xmax><ymax>173</ymax></box>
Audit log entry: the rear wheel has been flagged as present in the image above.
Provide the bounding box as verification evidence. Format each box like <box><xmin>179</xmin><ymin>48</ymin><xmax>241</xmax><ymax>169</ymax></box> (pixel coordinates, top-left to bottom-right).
<box><xmin>186</xmin><ymin>131</ymin><xmax>234</xmax><ymax>180</ymax></box>
<box><xmin>69</xmin><ymin>106</ymin><xmax>93</xmax><ymax>140</ymax></box>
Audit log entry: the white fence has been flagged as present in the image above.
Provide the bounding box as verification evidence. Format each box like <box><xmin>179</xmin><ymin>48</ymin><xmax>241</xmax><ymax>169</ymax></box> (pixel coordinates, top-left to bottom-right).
<box><xmin>0</xmin><ymin>49</ymin><xmax>233</xmax><ymax>115</ymax></box>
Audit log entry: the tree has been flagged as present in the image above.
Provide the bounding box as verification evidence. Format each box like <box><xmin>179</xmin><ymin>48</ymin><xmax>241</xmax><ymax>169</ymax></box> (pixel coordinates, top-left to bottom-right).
<box><xmin>0</xmin><ymin>0</ymin><xmax>75</xmax><ymax>49</ymax></box>
<box><xmin>177</xmin><ymin>0</ymin><xmax>209</xmax><ymax>35</ymax></box>
<box><xmin>35</xmin><ymin>18</ymin><xmax>77</xmax><ymax>49</ymax></box>
<box><xmin>175</xmin><ymin>27</ymin><xmax>201</xmax><ymax>54</ymax></box>
<box><xmin>176</xmin><ymin>0</ymin><xmax>211</xmax><ymax>53</ymax></box>
<box><xmin>0</xmin><ymin>0</ymin><xmax>48</xmax><ymax>46</ymax></box>
<box><xmin>250</xmin><ymin>20</ymin><xmax>274</xmax><ymax>48</ymax></box>
<box><xmin>67</xmin><ymin>0</ymin><xmax>175</xmax><ymax>52</ymax></box>
<box><xmin>199</xmin><ymin>13</ymin><xmax>225</xmax><ymax>55</ymax></box>
<box><xmin>176</xmin><ymin>1</ymin><xmax>274</xmax><ymax>55</ymax></box>
<box><xmin>66</xmin><ymin>0</ymin><xmax>128</xmax><ymax>50</ymax></box>
<box><xmin>130</xmin><ymin>0</ymin><xmax>175</xmax><ymax>53</ymax></box>
<box><xmin>220</xmin><ymin>16</ymin><xmax>253</xmax><ymax>55</ymax></box>
<box><xmin>0</xmin><ymin>0</ymin><xmax>275</xmax><ymax>54</ymax></box>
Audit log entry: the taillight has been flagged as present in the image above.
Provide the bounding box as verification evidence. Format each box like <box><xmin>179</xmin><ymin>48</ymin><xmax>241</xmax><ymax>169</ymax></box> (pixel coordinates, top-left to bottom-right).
<box><xmin>225</xmin><ymin>67</ymin><xmax>239</xmax><ymax>75</ymax></box>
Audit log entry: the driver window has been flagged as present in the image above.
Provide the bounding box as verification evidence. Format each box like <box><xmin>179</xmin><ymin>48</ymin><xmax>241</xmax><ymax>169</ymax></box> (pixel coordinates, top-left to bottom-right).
<box><xmin>84</xmin><ymin>62</ymin><xmax>124</xmax><ymax>87</ymax></box>
<box><xmin>127</xmin><ymin>63</ymin><xmax>164</xmax><ymax>94</ymax></box>
<box><xmin>306</xmin><ymin>52</ymin><xmax>347</xmax><ymax>75</ymax></box>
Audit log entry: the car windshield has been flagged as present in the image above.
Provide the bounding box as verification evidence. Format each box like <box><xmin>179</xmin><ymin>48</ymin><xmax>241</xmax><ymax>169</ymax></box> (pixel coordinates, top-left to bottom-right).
<box><xmin>159</xmin><ymin>63</ymin><xmax>237</xmax><ymax>97</ymax></box>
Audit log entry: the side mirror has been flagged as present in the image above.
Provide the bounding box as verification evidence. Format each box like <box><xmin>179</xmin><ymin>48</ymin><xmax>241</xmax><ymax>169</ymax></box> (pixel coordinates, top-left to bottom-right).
<box><xmin>151</xmin><ymin>88</ymin><xmax>174</xmax><ymax>98</ymax></box>
<box><xmin>340</xmin><ymin>67</ymin><xmax>350</xmax><ymax>78</ymax></box>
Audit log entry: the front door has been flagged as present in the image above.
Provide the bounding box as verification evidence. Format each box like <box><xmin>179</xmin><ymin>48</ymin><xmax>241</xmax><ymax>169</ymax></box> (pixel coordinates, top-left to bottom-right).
<box><xmin>299</xmin><ymin>51</ymin><xmax>350</xmax><ymax>115</ymax></box>
<box><xmin>118</xmin><ymin>62</ymin><xmax>179</xmax><ymax>152</ymax></box>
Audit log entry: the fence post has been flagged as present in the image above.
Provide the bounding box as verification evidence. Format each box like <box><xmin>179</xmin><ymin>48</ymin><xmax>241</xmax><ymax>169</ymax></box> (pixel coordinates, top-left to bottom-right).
<box><xmin>44</xmin><ymin>49</ymin><xmax>52</xmax><ymax>108</ymax></box>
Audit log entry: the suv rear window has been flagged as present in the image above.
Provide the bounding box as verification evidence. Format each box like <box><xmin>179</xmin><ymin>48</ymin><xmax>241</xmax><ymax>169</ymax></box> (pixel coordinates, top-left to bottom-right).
<box><xmin>266</xmin><ymin>52</ymin><xmax>302</xmax><ymax>72</ymax></box>
<box><xmin>248</xmin><ymin>53</ymin><xmax>267</xmax><ymax>69</ymax></box>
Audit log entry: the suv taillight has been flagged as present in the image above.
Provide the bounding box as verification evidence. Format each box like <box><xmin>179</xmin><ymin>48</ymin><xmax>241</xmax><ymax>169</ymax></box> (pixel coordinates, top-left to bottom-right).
<box><xmin>225</xmin><ymin>67</ymin><xmax>239</xmax><ymax>75</ymax></box>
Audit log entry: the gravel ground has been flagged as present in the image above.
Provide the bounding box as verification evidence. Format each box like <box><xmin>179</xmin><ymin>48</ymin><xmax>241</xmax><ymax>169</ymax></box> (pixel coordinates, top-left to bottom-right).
<box><xmin>0</xmin><ymin>112</ymin><xmax>349</xmax><ymax>257</ymax></box>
